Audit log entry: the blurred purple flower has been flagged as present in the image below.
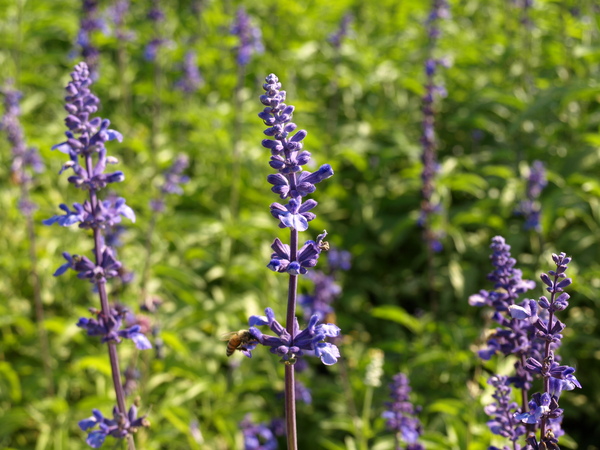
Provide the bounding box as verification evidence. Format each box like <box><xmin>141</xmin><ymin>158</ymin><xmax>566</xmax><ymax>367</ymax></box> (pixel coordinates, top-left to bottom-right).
<box><xmin>1</xmin><ymin>82</ymin><xmax>44</xmax><ymax>213</ymax></box>
<box><xmin>327</xmin><ymin>247</ymin><xmax>352</xmax><ymax>271</ymax></box>
<box><xmin>419</xmin><ymin>1</ymin><xmax>450</xmax><ymax>252</ymax></box>
<box><xmin>231</xmin><ymin>7</ymin><xmax>264</xmax><ymax>66</ymax></box>
<box><xmin>175</xmin><ymin>50</ymin><xmax>203</xmax><ymax>93</ymax></box>
<box><xmin>382</xmin><ymin>373</ymin><xmax>425</xmax><ymax>449</ymax></box>
<box><xmin>107</xmin><ymin>0</ymin><xmax>134</xmax><ymax>41</ymax></box>
<box><xmin>149</xmin><ymin>154</ymin><xmax>190</xmax><ymax>212</ymax></box>
<box><xmin>79</xmin><ymin>406</ymin><xmax>149</xmax><ymax>448</ymax></box>
<box><xmin>240</xmin><ymin>414</ymin><xmax>283</xmax><ymax>450</ymax></box>
<box><xmin>484</xmin><ymin>376</ymin><xmax>526</xmax><ymax>443</ymax></box>
<box><xmin>77</xmin><ymin>0</ymin><xmax>104</xmax><ymax>80</ymax></box>
<box><xmin>328</xmin><ymin>13</ymin><xmax>353</xmax><ymax>49</ymax></box>
<box><xmin>516</xmin><ymin>160</ymin><xmax>547</xmax><ymax>232</ymax></box>
<box><xmin>122</xmin><ymin>366</ymin><xmax>140</xmax><ymax>396</ymax></box>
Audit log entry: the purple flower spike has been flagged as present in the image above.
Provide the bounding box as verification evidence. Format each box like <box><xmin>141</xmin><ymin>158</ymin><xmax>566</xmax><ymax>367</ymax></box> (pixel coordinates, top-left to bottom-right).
<box><xmin>254</xmin><ymin>74</ymin><xmax>339</xmax><ymax>448</ymax></box>
<box><xmin>51</xmin><ymin>63</ymin><xmax>147</xmax><ymax>447</ymax></box>
<box><xmin>419</xmin><ymin>0</ymin><xmax>450</xmax><ymax>251</ymax></box>
<box><xmin>484</xmin><ymin>376</ymin><xmax>526</xmax><ymax>443</ymax></box>
<box><xmin>517</xmin><ymin>251</ymin><xmax>578</xmax><ymax>448</ymax></box>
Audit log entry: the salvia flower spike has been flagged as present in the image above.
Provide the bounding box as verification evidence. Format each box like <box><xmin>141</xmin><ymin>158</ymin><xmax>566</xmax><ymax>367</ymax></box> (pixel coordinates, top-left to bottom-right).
<box><xmin>513</xmin><ymin>252</ymin><xmax>581</xmax><ymax>447</ymax></box>
<box><xmin>248</xmin><ymin>73</ymin><xmax>336</xmax><ymax>450</ymax></box>
<box><xmin>45</xmin><ymin>62</ymin><xmax>150</xmax><ymax>448</ymax></box>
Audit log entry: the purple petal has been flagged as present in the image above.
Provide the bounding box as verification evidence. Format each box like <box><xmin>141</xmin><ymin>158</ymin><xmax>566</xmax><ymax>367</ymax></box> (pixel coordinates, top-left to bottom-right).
<box><xmin>130</xmin><ymin>333</ymin><xmax>152</xmax><ymax>350</ymax></box>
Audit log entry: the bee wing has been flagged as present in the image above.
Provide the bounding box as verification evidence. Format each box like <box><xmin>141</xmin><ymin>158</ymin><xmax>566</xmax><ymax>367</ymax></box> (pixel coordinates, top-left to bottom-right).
<box><xmin>220</xmin><ymin>331</ymin><xmax>238</xmax><ymax>341</ymax></box>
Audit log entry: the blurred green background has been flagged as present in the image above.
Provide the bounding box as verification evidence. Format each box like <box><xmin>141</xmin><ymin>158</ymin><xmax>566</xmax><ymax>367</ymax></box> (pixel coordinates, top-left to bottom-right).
<box><xmin>1</xmin><ymin>0</ymin><xmax>599</xmax><ymax>448</ymax></box>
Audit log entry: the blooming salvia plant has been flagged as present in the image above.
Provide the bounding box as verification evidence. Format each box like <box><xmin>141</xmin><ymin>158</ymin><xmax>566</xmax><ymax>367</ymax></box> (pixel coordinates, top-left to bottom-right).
<box><xmin>471</xmin><ymin>238</ymin><xmax>580</xmax><ymax>448</ymax></box>
<box><xmin>44</xmin><ymin>62</ymin><xmax>150</xmax><ymax>449</ymax></box>
<box><xmin>382</xmin><ymin>373</ymin><xmax>425</xmax><ymax>450</ymax></box>
<box><xmin>236</xmin><ymin>74</ymin><xmax>338</xmax><ymax>449</ymax></box>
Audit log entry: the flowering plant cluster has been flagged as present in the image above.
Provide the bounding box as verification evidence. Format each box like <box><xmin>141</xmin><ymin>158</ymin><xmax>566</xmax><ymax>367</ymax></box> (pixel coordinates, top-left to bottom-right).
<box><xmin>472</xmin><ymin>237</ymin><xmax>580</xmax><ymax>448</ymax></box>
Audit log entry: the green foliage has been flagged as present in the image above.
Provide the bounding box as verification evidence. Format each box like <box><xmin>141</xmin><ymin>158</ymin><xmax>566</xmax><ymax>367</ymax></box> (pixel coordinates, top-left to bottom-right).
<box><xmin>1</xmin><ymin>0</ymin><xmax>599</xmax><ymax>448</ymax></box>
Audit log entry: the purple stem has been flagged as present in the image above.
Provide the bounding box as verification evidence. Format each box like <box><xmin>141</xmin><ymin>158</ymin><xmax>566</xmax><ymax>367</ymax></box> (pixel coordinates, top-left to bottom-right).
<box><xmin>539</xmin><ymin>272</ymin><xmax>559</xmax><ymax>440</ymax></box>
<box><xmin>285</xmin><ymin>227</ymin><xmax>298</xmax><ymax>450</ymax></box>
<box><xmin>86</xmin><ymin>155</ymin><xmax>136</xmax><ymax>450</ymax></box>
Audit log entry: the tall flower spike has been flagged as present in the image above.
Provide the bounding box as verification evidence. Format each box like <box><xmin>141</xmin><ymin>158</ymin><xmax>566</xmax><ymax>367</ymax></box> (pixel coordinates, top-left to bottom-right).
<box><xmin>45</xmin><ymin>62</ymin><xmax>149</xmax><ymax>448</ymax></box>
<box><xmin>252</xmin><ymin>74</ymin><xmax>337</xmax><ymax>450</ymax></box>
<box><xmin>514</xmin><ymin>252</ymin><xmax>580</xmax><ymax>447</ymax></box>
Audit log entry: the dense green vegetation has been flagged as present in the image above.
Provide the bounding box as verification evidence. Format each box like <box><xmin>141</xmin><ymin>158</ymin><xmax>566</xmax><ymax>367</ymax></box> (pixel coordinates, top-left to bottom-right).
<box><xmin>1</xmin><ymin>0</ymin><xmax>599</xmax><ymax>448</ymax></box>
